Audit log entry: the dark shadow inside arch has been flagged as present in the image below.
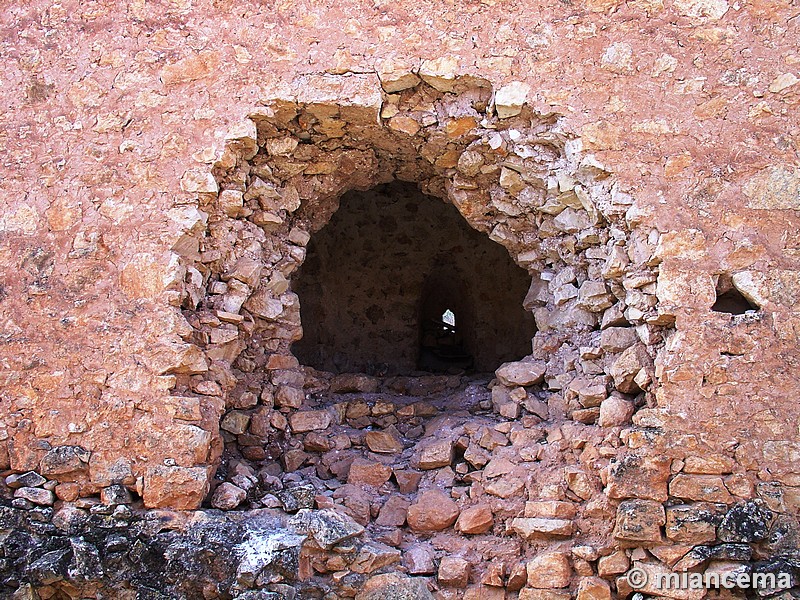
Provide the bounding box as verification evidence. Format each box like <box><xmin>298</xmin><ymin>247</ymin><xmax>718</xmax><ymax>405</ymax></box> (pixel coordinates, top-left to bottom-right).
<box><xmin>712</xmin><ymin>274</ymin><xmax>759</xmax><ymax>315</ymax></box>
<box><xmin>291</xmin><ymin>181</ymin><xmax>536</xmax><ymax>375</ymax></box>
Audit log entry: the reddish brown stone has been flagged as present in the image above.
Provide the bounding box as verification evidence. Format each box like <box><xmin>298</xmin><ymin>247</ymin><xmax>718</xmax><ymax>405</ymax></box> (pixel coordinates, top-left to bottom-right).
<box><xmin>668</xmin><ymin>474</ymin><xmax>733</xmax><ymax>503</ymax></box>
<box><xmin>365</xmin><ymin>431</ymin><xmax>403</xmax><ymax>454</ymax></box>
<box><xmin>210</xmin><ymin>482</ymin><xmax>246</xmax><ymax>510</ymax></box>
<box><xmin>347</xmin><ymin>459</ymin><xmax>392</xmax><ymax>488</ymax></box>
<box><xmin>439</xmin><ymin>556</ymin><xmax>471</xmax><ymax>587</ymax></box>
<box><xmin>606</xmin><ymin>453</ymin><xmax>671</xmax><ymax>502</ymax></box>
<box><xmin>613</xmin><ymin>499</ymin><xmax>665</xmax><ymax>543</ymax></box>
<box><xmin>289</xmin><ymin>410</ymin><xmax>332</xmax><ymax>433</ymax></box>
<box><xmin>576</xmin><ymin>577</ymin><xmax>611</xmax><ymax>600</ymax></box>
<box><xmin>507</xmin><ymin>562</ymin><xmax>528</xmax><ymax>591</ymax></box>
<box><xmin>407</xmin><ymin>489</ymin><xmax>460</xmax><ymax>532</ymax></box>
<box><xmin>412</xmin><ymin>439</ymin><xmax>453</xmax><ymax>469</ymax></box>
<box><xmin>456</xmin><ymin>504</ymin><xmax>494</xmax><ymax>534</ymax></box>
<box><xmin>54</xmin><ymin>482</ymin><xmax>80</xmax><ymax>502</ymax></box>
<box><xmin>481</xmin><ymin>562</ymin><xmax>504</xmax><ymax>586</ymax></box>
<box><xmin>376</xmin><ymin>495</ymin><xmax>410</xmax><ymax>527</ymax></box>
<box><xmin>393</xmin><ymin>469</ymin><xmax>422</xmax><ymax>494</ymax></box>
<box><xmin>526</xmin><ymin>553</ymin><xmax>571</xmax><ymax>588</ymax></box>
<box><xmin>143</xmin><ymin>466</ymin><xmax>210</xmax><ymax>510</ymax></box>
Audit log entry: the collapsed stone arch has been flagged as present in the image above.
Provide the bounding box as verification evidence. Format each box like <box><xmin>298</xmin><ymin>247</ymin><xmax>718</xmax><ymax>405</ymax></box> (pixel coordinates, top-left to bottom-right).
<box><xmin>170</xmin><ymin>73</ymin><xmax>669</xmax><ymax>515</ymax></box>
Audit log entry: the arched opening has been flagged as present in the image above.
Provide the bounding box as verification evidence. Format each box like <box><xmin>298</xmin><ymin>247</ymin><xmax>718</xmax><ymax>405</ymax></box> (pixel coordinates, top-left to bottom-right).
<box><xmin>291</xmin><ymin>181</ymin><xmax>536</xmax><ymax>375</ymax></box>
<box><xmin>155</xmin><ymin>78</ymin><xmax>674</xmax><ymax>600</ymax></box>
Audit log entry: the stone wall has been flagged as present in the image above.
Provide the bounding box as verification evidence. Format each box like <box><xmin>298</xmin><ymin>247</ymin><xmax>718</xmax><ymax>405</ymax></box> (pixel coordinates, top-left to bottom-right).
<box><xmin>1</xmin><ymin>0</ymin><xmax>799</xmax><ymax>598</ymax></box>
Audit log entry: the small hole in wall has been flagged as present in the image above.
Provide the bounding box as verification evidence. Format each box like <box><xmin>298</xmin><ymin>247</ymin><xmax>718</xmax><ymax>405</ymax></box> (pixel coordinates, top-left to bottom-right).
<box><xmin>712</xmin><ymin>274</ymin><xmax>759</xmax><ymax>315</ymax></box>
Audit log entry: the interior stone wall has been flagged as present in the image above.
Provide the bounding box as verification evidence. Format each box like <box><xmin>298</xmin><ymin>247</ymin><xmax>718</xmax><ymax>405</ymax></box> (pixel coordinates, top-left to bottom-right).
<box><xmin>292</xmin><ymin>181</ymin><xmax>536</xmax><ymax>374</ymax></box>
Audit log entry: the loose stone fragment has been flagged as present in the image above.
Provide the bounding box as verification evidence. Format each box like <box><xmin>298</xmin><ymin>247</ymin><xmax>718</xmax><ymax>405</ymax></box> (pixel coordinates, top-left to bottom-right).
<box><xmin>495</xmin><ymin>81</ymin><xmax>530</xmax><ymax>118</ymax></box>
<box><xmin>365</xmin><ymin>431</ymin><xmax>403</xmax><ymax>454</ymax></box>
<box><xmin>564</xmin><ymin>468</ymin><xmax>597</xmax><ymax>500</ymax></box>
<box><xmin>221</xmin><ymin>411</ymin><xmax>251</xmax><ymax>435</ymax></box>
<box><xmin>576</xmin><ymin>577</ymin><xmax>611</xmax><ymax>600</ymax></box>
<box><xmin>607</xmin><ymin>453</ymin><xmax>670</xmax><ymax>501</ymax></box>
<box><xmin>330</xmin><ymin>374</ymin><xmax>379</xmax><ymax>393</ymax></box>
<box><xmin>598</xmin><ymin>395</ymin><xmax>634</xmax><ymax>427</ymax></box>
<box><xmin>274</xmin><ymin>386</ymin><xmax>304</xmax><ymax>409</ymax></box>
<box><xmin>290</xmin><ymin>508</ymin><xmax>365</xmax><ymax>549</ymax></box>
<box><xmin>289</xmin><ymin>410</ymin><xmax>331</xmax><ymax>433</ymax></box>
<box><xmin>683</xmin><ymin>454</ymin><xmax>735</xmax><ymax>474</ymax></box>
<box><xmin>525</xmin><ymin>501</ymin><xmax>576</xmax><ymax>519</ymax></box>
<box><xmin>609</xmin><ymin>344</ymin><xmax>651</xmax><ymax>393</ymax></box>
<box><xmin>456</xmin><ymin>504</ymin><xmax>494</xmax><ymax>534</ymax></box>
<box><xmin>100</xmin><ymin>484</ymin><xmax>132</xmax><ymax>505</ymax></box>
<box><xmin>14</xmin><ymin>486</ymin><xmax>55</xmax><ymax>506</ymax></box>
<box><xmin>376</xmin><ymin>495</ymin><xmax>410</xmax><ymax>527</ymax></box>
<box><xmin>211</xmin><ymin>482</ymin><xmax>247</xmax><ymax>510</ymax></box>
<box><xmin>526</xmin><ymin>552</ymin><xmax>572</xmax><ymax>588</ymax></box>
<box><xmin>143</xmin><ymin>466</ymin><xmax>210</xmax><ymax>510</ymax></box>
<box><xmin>412</xmin><ymin>439</ymin><xmax>453</xmax><ymax>469</ymax></box>
<box><xmin>352</xmin><ymin>542</ymin><xmax>402</xmax><ymax>574</ymax></box>
<box><xmin>27</xmin><ymin>547</ymin><xmax>71</xmax><ymax>585</ymax></box>
<box><xmin>601</xmin><ymin>330</ymin><xmax>637</xmax><ymax>356</ymax></box>
<box><xmin>40</xmin><ymin>446</ymin><xmax>90</xmax><ymax>475</ymax></box>
<box><xmin>669</xmin><ymin>474</ymin><xmax>733</xmax><ymax>503</ymax></box>
<box><xmin>404</xmin><ymin>543</ymin><xmax>436</xmax><ymax>574</ymax></box>
<box><xmin>5</xmin><ymin>471</ymin><xmax>46</xmax><ymax>489</ymax></box>
<box><xmin>495</xmin><ymin>360</ymin><xmax>546</xmax><ymax>386</ymax></box>
<box><xmin>356</xmin><ymin>573</ymin><xmax>434</xmax><ymax>600</ymax></box>
<box><xmin>665</xmin><ymin>503</ymin><xmax>726</xmax><ymax>544</ymax></box>
<box><xmin>717</xmin><ymin>499</ymin><xmax>772</xmax><ymax>542</ymax></box>
<box><xmin>348</xmin><ymin>459</ymin><xmax>393</xmax><ymax>487</ymax></box>
<box><xmin>377</xmin><ymin>62</ymin><xmax>421</xmax><ymax>92</ymax></box>
<box><xmin>275</xmin><ymin>484</ymin><xmax>316</xmax><ymax>512</ymax></box>
<box><xmin>439</xmin><ymin>556</ymin><xmax>471</xmax><ymax>587</ymax></box>
<box><xmin>597</xmin><ymin>551</ymin><xmax>630</xmax><ymax>576</ymax></box>
<box><xmin>569</xmin><ymin>377</ymin><xmax>607</xmax><ymax>408</ymax></box>
<box><xmin>510</xmin><ymin>517</ymin><xmax>575</xmax><ymax>539</ymax></box>
<box><xmin>673</xmin><ymin>543</ymin><xmax>751</xmax><ymax>570</ymax></box>
<box><xmin>394</xmin><ymin>469</ymin><xmax>422</xmax><ymax>494</ymax></box>
<box><xmin>407</xmin><ymin>489</ymin><xmax>460</xmax><ymax>532</ymax></box>
<box><xmin>482</xmin><ymin>562</ymin><xmax>504</xmax><ymax>586</ymax></box>
<box><xmin>485</xmin><ymin>473</ymin><xmax>526</xmax><ymax>498</ymax></box>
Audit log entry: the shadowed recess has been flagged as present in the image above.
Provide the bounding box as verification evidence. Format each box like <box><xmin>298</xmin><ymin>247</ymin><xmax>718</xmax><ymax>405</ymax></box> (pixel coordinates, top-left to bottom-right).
<box><xmin>712</xmin><ymin>274</ymin><xmax>759</xmax><ymax>315</ymax></box>
<box><xmin>292</xmin><ymin>181</ymin><xmax>536</xmax><ymax>374</ymax></box>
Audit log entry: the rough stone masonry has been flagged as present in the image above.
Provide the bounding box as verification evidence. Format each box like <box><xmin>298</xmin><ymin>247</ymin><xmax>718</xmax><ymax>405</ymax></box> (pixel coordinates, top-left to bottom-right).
<box><xmin>1</xmin><ymin>0</ymin><xmax>799</xmax><ymax>599</ymax></box>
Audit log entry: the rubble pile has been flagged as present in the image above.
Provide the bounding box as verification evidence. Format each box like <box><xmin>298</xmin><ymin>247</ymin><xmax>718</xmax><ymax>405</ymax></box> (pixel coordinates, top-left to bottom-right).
<box><xmin>2</xmin><ymin>372</ymin><xmax>798</xmax><ymax>598</ymax></box>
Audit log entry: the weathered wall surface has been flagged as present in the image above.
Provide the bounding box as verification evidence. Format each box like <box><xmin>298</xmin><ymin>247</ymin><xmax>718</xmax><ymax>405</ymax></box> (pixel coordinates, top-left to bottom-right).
<box><xmin>1</xmin><ymin>0</ymin><xmax>799</xmax><ymax>597</ymax></box>
<box><xmin>3</xmin><ymin>0</ymin><xmax>798</xmax><ymax>499</ymax></box>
